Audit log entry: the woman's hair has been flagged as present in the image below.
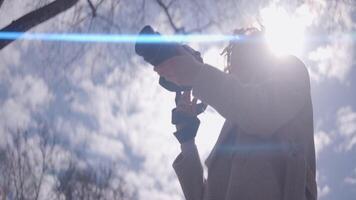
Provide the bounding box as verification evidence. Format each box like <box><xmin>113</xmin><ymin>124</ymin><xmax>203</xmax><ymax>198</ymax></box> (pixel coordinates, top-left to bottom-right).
<box><xmin>221</xmin><ymin>27</ymin><xmax>267</xmax><ymax>73</ymax></box>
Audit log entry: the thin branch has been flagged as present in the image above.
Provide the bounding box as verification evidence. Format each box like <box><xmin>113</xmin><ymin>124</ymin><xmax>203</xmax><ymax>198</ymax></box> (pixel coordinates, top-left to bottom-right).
<box><xmin>167</xmin><ymin>0</ymin><xmax>176</xmax><ymax>8</ymax></box>
<box><xmin>186</xmin><ymin>21</ymin><xmax>214</xmax><ymax>33</ymax></box>
<box><xmin>155</xmin><ymin>0</ymin><xmax>214</xmax><ymax>34</ymax></box>
<box><xmin>96</xmin><ymin>14</ymin><xmax>122</xmax><ymax>32</ymax></box>
<box><xmin>0</xmin><ymin>0</ymin><xmax>4</xmax><ymax>9</ymax></box>
<box><xmin>86</xmin><ymin>0</ymin><xmax>96</xmax><ymax>17</ymax></box>
<box><xmin>0</xmin><ymin>0</ymin><xmax>79</xmax><ymax>50</ymax></box>
<box><xmin>155</xmin><ymin>0</ymin><xmax>184</xmax><ymax>33</ymax></box>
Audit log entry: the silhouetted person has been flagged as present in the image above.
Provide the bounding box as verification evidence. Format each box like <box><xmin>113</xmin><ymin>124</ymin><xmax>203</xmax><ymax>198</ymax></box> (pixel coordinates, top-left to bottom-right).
<box><xmin>155</xmin><ymin>28</ymin><xmax>317</xmax><ymax>200</ymax></box>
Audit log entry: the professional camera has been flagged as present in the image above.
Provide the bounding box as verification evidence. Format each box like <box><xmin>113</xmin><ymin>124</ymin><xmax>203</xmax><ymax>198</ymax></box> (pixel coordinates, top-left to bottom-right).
<box><xmin>135</xmin><ymin>25</ymin><xmax>207</xmax><ymax>116</ymax></box>
<box><xmin>135</xmin><ymin>25</ymin><xmax>203</xmax><ymax>92</ymax></box>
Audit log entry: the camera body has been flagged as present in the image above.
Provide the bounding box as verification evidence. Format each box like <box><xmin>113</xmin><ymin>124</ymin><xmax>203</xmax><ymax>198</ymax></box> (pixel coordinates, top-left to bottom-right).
<box><xmin>135</xmin><ymin>25</ymin><xmax>202</xmax><ymax>92</ymax></box>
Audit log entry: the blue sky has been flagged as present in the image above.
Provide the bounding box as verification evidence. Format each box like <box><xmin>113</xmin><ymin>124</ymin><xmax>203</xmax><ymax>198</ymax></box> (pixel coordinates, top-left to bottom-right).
<box><xmin>0</xmin><ymin>0</ymin><xmax>355</xmax><ymax>199</ymax></box>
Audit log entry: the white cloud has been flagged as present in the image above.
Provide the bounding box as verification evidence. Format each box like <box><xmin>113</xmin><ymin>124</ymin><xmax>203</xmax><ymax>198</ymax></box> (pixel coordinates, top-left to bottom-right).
<box><xmin>57</xmin><ymin>64</ymin><xmax>184</xmax><ymax>198</ymax></box>
<box><xmin>0</xmin><ymin>98</ymin><xmax>31</xmax><ymax>133</ymax></box>
<box><xmin>88</xmin><ymin>133</ymin><xmax>125</xmax><ymax>160</ymax></box>
<box><xmin>10</xmin><ymin>75</ymin><xmax>53</xmax><ymax>110</ymax></box>
<box><xmin>336</xmin><ymin>106</ymin><xmax>356</xmax><ymax>151</ymax></box>
<box><xmin>337</xmin><ymin>107</ymin><xmax>356</xmax><ymax>137</ymax></box>
<box><xmin>318</xmin><ymin>184</ymin><xmax>331</xmax><ymax>198</ymax></box>
<box><xmin>306</xmin><ymin>0</ymin><xmax>355</xmax><ymax>83</ymax></box>
<box><xmin>68</xmin><ymin>78</ymin><xmax>126</xmax><ymax>137</ymax></box>
<box><xmin>308</xmin><ymin>35</ymin><xmax>353</xmax><ymax>83</ymax></box>
<box><xmin>0</xmin><ymin>75</ymin><xmax>53</xmax><ymax>135</ymax></box>
<box><xmin>344</xmin><ymin>177</ymin><xmax>356</xmax><ymax>185</ymax></box>
<box><xmin>54</xmin><ymin>116</ymin><xmax>126</xmax><ymax>164</ymax></box>
<box><xmin>314</xmin><ymin>130</ymin><xmax>332</xmax><ymax>156</ymax></box>
<box><xmin>316</xmin><ymin>170</ymin><xmax>331</xmax><ymax>198</ymax></box>
<box><xmin>344</xmin><ymin>168</ymin><xmax>356</xmax><ymax>185</ymax></box>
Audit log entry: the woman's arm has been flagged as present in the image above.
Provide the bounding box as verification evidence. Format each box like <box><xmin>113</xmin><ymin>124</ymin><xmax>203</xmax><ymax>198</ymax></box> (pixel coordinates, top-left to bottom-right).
<box><xmin>173</xmin><ymin>140</ymin><xmax>205</xmax><ymax>200</ymax></box>
<box><xmin>155</xmin><ymin>46</ymin><xmax>310</xmax><ymax>137</ymax></box>
<box><xmin>191</xmin><ymin>56</ymin><xmax>310</xmax><ymax>137</ymax></box>
<box><xmin>171</xmin><ymin>92</ymin><xmax>206</xmax><ymax>200</ymax></box>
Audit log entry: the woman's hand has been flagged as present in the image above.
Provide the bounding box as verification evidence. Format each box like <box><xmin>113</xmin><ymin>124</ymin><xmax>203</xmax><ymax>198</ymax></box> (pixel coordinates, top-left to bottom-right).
<box><xmin>173</xmin><ymin>90</ymin><xmax>207</xmax><ymax>130</ymax></box>
<box><xmin>176</xmin><ymin>91</ymin><xmax>199</xmax><ymax>115</ymax></box>
<box><xmin>171</xmin><ymin>91</ymin><xmax>203</xmax><ymax>144</ymax></box>
<box><xmin>154</xmin><ymin>46</ymin><xmax>204</xmax><ymax>86</ymax></box>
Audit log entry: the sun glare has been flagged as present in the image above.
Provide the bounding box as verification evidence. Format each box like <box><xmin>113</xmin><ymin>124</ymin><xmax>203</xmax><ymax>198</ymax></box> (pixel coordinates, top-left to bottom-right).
<box><xmin>260</xmin><ymin>5</ymin><xmax>311</xmax><ymax>56</ymax></box>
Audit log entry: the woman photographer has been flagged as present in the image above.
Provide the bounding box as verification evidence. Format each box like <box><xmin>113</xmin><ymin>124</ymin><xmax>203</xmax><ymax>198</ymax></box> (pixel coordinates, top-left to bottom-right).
<box><xmin>156</xmin><ymin>28</ymin><xmax>317</xmax><ymax>200</ymax></box>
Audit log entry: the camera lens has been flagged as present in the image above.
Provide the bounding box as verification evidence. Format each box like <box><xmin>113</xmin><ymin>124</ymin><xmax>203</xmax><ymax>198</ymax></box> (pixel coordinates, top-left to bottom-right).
<box><xmin>135</xmin><ymin>25</ymin><xmax>179</xmax><ymax>67</ymax></box>
<box><xmin>135</xmin><ymin>25</ymin><xmax>191</xmax><ymax>92</ymax></box>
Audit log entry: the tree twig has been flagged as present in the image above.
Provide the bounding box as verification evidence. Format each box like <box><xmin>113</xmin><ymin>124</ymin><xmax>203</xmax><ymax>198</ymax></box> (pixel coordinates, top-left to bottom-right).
<box><xmin>86</xmin><ymin>0</ymin><xmax>96</xmax><ymax>17</ymax></box>
<box><xmin>155</xmin><ymin>0</ymin><xmax>184</xmax><ymax>33</ymax></box>
<box><xmin>186</xmin><ymin>21</ymin><xmax>214</xmax><ymax>33</ymax></box>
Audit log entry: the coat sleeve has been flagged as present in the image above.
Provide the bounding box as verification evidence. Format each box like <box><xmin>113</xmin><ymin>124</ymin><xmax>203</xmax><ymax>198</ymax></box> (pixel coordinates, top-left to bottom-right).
<box><xmin>173</xmin><ymin>139</ymin><xmax>205</xmax><ymax>200</ymax></box>
<box><xmin>191</xmin><ymin>56</ymin><xmax>310</xmax><ymax>137</ymax></box>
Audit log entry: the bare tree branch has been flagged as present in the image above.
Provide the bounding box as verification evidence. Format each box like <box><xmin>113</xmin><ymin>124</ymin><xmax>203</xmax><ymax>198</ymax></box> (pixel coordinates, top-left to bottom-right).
<box><xmin>186</xmin><ymin>20</ymin><xmax>214</xmax><ymax>33</ymax></box>
<box><xmin>167</xmin><ymin>0</ymin><xmax>176</xmax><ymax>8</ymax></box>
<box><xmin>87</xmin><ymin>0</ymin><xmax>97</xmax><ymax>17</ymax></box>
<box><xmin>155</xmin><ymin>0</ymin><xmax>216</xmax><ymax>34</ymax></box>
<box><xmin>0</xmin><ymin>0</ymin><xmax>4</xmax><ymax>9</ymax></box>
<box><xmin>155</xmin><ymin>0</ymin><xmax>184</xmax><ymax>33</ymax></box>
<box><xmin>0</xmin><ymin>0</ymin><xmax>79</xmax><ymax>50</ymax></box>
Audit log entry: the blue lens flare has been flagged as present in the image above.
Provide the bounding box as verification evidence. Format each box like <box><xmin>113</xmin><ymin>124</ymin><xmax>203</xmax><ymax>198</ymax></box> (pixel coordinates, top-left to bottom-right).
<box><xmin>0</xmin><ymin>32</ymin><xmax>241</xmax><ymax>43</ymax></box>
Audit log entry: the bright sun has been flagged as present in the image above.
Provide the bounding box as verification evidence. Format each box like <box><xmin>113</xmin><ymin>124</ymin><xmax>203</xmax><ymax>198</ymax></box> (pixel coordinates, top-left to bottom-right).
<box><xmin>260</xmin><ymin>5</ymin><xmax>311</xmax><ymax>56</ymax></box>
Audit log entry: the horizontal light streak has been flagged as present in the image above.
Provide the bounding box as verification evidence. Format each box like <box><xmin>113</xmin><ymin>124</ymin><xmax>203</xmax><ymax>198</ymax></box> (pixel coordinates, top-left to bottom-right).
<box><xmin>0</xmin><ymin>32</ymin><xmax>241</xmax><ymax>43</ymax></box>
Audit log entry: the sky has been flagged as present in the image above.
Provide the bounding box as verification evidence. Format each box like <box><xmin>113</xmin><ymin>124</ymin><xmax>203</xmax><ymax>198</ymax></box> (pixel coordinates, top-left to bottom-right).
<box><xmin>0</xmin><ymin>0</ymin><xmax>355</xmax><ymax>199</ymax></box>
